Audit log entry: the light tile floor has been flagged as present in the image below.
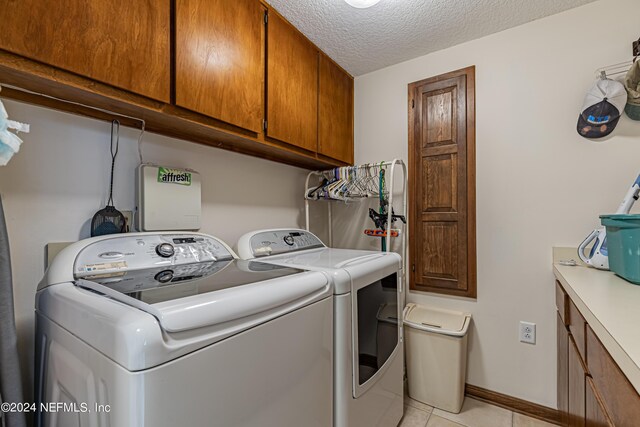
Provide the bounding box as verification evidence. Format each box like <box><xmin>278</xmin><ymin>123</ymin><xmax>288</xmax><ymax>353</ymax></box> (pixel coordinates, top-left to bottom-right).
<box><xmin>399</xmin><ymin>396</ymin><xmax>558</xmax><ymax>427</ymax></box>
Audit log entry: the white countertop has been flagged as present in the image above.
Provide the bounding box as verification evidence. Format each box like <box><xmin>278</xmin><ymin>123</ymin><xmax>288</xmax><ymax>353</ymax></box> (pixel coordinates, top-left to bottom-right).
<box><xmin>554</xmin><ymin>255</ymin><xmax>640</xmax><ymax>394</ymax></box>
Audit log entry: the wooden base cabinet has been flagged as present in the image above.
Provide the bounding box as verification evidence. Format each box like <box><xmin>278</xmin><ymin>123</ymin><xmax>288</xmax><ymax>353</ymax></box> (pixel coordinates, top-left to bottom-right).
<box><xmin>556</xmin><ymin>281</ymin><xmax>640</xmax><ymax>427</ymax></box>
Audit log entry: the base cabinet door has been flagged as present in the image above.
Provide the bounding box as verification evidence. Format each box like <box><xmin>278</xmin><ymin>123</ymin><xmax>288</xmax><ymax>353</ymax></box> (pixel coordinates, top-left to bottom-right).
<box><xmin>585</xmin><ymin>378</ymin><xmax>614</xmax><ymax>427</ymax></box>
<box><xmin>568</xmin><ymin>336</ymin><xmax>586</xmax><ymax>427</ymax></box>
<box><xmin>558</xmin><ymin>313</ymin><xmax>569</xmax><ymax>426</ymax></box>
<box><xmin>587</xmin><ymin>326</ymin><xmax>640</xmax><ymax>427</ymax></box>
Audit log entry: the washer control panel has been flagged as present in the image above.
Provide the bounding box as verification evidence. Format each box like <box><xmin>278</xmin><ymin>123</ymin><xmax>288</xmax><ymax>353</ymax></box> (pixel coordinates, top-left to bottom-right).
<box><xmin>245</xmin><ymin>230</ymin><xmax>325</xmax><ymax>258</ymax></box>
<box><xmin>74</xmin><ymin>234</ymin><xmax>233</xmax><ymax>279</ymax></box>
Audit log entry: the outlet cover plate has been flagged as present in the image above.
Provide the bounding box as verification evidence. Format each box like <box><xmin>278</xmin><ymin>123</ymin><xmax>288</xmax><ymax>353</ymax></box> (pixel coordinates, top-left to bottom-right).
<box><xmin>519</xmin><ymin>321</ymin><xmax>536</xmax><ymax>344</ymax></box>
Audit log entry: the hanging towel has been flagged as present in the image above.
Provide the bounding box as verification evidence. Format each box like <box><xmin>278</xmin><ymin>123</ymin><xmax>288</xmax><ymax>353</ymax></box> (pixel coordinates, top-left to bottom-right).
<box><xmin>0</xmin><ymin>195</ymin><xmax>26</xmax><ymax>427</ymax></box>
<box><xmin>624</xmin><ymin>61</ymin><xmax>640</xmax><ymax>121</ymax></box>
<box><xmin>0</xmin><ymin>100</ymin><xmax>29</xmax><ymax>166</ymax></box>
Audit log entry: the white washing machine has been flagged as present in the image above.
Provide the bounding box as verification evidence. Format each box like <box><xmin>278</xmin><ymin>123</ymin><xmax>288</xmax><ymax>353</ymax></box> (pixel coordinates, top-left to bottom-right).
<box><xmin>237</xmin><ymin>229</ymin><xmax>404</xmax><ymax>427</ymax></box>
<box><xmin>35</xmin><ymin>232</ymin><xmax>333</xmax><ymax>427</ymax></box>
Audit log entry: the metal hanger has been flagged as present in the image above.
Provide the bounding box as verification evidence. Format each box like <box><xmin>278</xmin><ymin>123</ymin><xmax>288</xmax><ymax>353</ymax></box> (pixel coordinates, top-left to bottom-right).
<box><xmin>596</xmin><ymin>37</ymin><xmax>640</xmax><ymax>79</ymax></box>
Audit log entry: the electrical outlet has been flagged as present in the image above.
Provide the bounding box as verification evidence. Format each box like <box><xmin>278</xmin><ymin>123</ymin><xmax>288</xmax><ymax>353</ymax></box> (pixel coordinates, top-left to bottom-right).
<box><xmin>122</xmin><ymin>210</ymin><xmax>134</xmax><ymax>232</ymax></box>
<box><xmin>519</xmin><ymin>321</ymin><xmax>536</xmax><ymax>344</ymax></box>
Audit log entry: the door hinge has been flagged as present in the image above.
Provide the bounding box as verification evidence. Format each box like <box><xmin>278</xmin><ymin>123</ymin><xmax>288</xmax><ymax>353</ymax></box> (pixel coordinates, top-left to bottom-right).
<box><xmin>412</xmin><ymin>264</ymin><xmax>415</xmax><ymax>272</ymax></box>
<box><xmin>264</xmin><ymin>12</ymin><xmax>268</xmax><ymax>24</ymax></box>
<box><xmin>263</xmin><ymin>120</ymin><xmax>268</xmax><ymax>131</ymax></box>
<box><xmin>411</xmin><ymin>99</ymin><xmax>415</xmax><ymax>108</ymax></box>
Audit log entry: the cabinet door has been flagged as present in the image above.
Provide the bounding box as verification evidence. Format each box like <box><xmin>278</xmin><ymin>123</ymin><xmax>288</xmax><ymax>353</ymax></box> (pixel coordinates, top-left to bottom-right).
<box><xmin>408</xmin><ymin>67</ymin><xmax>476</xmax><ymax>298</ymax></box>
<box><xmin>318</xmin><ymin>54</ymin><xmax>354</xmax><ymax>163</ymax></box>
<box><xmin>176</xmin><ymin>0</ymin><xmax>264</xmax><ymax>133</ymax></box>
<box><xmin>587</xmin><ymin>326</ymin><xmax>640</xmax><ymax>427</ymax></box>
<box><xmin>569</xmin><ymin>300</ymin><xmax>587</xmax><ymax>363</ymax></box>
<box><xmin>266</xmin><ymin>12</ymin><xmax>318</xmax><ymax>152</ymax></box>
<box><xmin>568</xmin><ymin>336</ymin><xmax>586</xmax><ymax>427</ymax></box>
<box><xmin>585</xmin><ymin>378</ymin><xmax>614</xmax><ymax>427</ymax></box>
<box><xmin>558</xmin><ymin>313</ymin><xmax>569</xmax><ymax>426</ymax></box>
<box><xmin>0</xmin><ymin>0</ymin><xmax>170</xmax><ymax>102</ymax></box>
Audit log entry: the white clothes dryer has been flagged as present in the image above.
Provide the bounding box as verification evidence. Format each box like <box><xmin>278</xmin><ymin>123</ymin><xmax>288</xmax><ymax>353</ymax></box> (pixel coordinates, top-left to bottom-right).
<box><xmin>237</xmin><ymin>229</ymin><xmax>404</xmax><ymax>427</ymax></box>
<box><xmin>35</xmin><ymin>232</ymin><xmax>333</xmax><ymax>427</ymax></box>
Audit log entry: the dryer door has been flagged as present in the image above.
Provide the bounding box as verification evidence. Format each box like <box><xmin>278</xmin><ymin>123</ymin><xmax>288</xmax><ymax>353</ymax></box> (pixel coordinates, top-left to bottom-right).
<box><xmin>352</xmin><ymin>271</ymin><xmax>401</xmax><ymax>398</ymax></box>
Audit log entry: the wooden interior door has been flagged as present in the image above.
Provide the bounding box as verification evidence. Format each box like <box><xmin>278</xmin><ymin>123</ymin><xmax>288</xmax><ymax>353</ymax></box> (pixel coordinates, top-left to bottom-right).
<box><xmin>266</xmin><ymin>12</ymin><xmax>318</xmax><ymax>152</ymax></box>
<box><xmin>175</xmin><ymin>0</ymin><xmax>264</xmax><ymax>133</ymax></box>
<box><xmin>0</xmin><ymin>0</ymin><xmax>170</xmax><ymax>102</ymax></box>
<box><xmin>318</xmin><ymin>53</ymin><xmax>354</xmax><ymax>163</ymax></box>
<box><xmin>408</xmin><ymin>66</ymin><xmax>476</xmax><ymax>297</ymax></box>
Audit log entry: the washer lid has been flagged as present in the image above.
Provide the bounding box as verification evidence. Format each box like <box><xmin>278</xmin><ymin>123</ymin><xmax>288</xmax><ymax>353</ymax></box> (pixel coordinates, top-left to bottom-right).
<box><xmin>84</xmin><ymin>259</ymin><xmax>303</xmax><ymax>304</ymax></box>
<box><xmin>76</xmin><ymin>260</ymin><xmax>330</xmax><ymax>332</ymax></box>
<box><xmin>266</xmin><ymin>247</ymin><xmax>387</xmax><ymax>270</ymax></box>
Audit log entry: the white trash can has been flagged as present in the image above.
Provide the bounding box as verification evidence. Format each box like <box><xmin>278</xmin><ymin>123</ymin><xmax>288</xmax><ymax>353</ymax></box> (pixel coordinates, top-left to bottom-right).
<box><xmin>403</xmin><ymin>303</ymin><xmax>472</xmax><ymax>414</ymax></box>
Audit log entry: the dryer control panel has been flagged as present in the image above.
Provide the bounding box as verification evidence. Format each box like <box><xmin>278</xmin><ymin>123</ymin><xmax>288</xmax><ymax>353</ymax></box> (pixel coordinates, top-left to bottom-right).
<box><xmin>239</xmin><ymin>229</ymin><xmax>325</xmax><ymax>258</ymax></box>
<box><xmin>74</xmin><ymin>234</ymin><xmax>234</xmax><ymax>279</ymax></box>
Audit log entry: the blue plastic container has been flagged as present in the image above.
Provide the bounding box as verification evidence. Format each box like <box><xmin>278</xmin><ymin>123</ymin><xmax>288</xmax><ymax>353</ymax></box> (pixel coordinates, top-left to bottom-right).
<box><xmin>600</xmin><ymin>214</ymin><xmax>640</xmax><ymax>284</ymax></box>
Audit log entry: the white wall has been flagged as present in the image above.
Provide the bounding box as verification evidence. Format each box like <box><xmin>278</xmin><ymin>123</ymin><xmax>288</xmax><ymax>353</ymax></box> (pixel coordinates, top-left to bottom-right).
<box><xmin>0</xmin><ymin>99</ymin><xmax>309</xmax><ymax>398</ymax></box>
<box><xmin>348</xmin><ymin>0</ymin><xmax>640</xmax><ymax>408</ymax></box>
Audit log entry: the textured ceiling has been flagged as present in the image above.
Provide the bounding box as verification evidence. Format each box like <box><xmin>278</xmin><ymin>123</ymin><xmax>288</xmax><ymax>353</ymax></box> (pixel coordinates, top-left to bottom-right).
<box><xmin>267</xmin><ymin>0</ymin><xmax>597</xmax><ymax>76</ymax></box>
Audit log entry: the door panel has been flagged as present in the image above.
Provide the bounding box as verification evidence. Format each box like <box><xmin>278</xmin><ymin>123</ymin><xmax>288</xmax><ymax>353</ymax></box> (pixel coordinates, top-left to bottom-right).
<box><xmin>176</xmin><ymin>0</ymin><xmax>264</xmax><ymax>133</ymax></box>
<box><xmin>409</xmin><ymin>67</ymin><xmax>476</xmax><ymax>297</ymax></box>
<box><xmin>0</xmin><ymin>0</ymin><xmax>170</xmax><ymax>102</ymax></box>
<box><xmin>422</xmin><ymin>154</ymin><xmax>458</xmax><ymax>212</ymax></box>
<box><xmin>421</xmin><ymin>223</ymin><xmax>458</xmax><ymax>282</ymax></box>
<box><xmin>425</xmin><ymin>88</ymin><xmax>457</xmax><ymax>145</ymax></box>
<box><xmin>266</xmin><ymin>13</ymin><xmax>318</xmax><ymax>151</ymax></box>
<box><xmin>318</xmin><ymin>54</ymin><xmax>354</xmax><ymax>163</ymax></box>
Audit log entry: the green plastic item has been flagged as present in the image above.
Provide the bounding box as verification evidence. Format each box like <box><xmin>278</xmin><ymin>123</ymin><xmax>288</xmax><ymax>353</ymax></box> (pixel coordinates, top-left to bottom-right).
<box><xmin>600</xmin><ymin>214</ymin><xmax>640</xmax><ymax>284</ymax></box>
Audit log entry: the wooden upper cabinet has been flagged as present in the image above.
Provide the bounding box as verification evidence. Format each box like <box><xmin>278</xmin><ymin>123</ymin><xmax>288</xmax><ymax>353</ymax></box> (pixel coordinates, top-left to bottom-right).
<box><xmin>0</xmin><ymin>0</ymin><xmax>170</xmax><ymax>102</ymax></box>
<box><xmin>175</xmin><ymin>0</ymin><xmax>264</xmax><ymax>133</ymax></box>
<box><xmin>408</xmin><ymin>66</ymin><xmax>477</xmax><ymax>298</ymax></box>
<box><xmin>266</xmin><ymin>12</ymin><xmax>318</xmax><ymax>152</ymax></box>
<box><xmin>318</xmin><ymin>54</ymin><xmax>354</xmax><ymax>164</ymax></box>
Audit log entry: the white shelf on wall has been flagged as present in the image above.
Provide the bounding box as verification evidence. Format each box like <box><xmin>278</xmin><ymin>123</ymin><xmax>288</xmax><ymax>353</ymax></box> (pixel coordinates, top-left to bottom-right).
<box><xmin>303</xmin><ymin>159</ymin><xmax>408</xmax><ymax>283</ymax></box>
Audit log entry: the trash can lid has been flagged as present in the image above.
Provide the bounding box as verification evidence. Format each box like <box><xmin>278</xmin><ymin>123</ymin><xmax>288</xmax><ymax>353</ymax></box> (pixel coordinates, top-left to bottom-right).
<box><xmin>376</xmin><ymin>303</ymin><xmax>398</xmax><ymax>325</ymax></box>
<box><xmin>403</xmin><ymin>303</ymin><xmax>471</xmax><ymax>337</ymax></box>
